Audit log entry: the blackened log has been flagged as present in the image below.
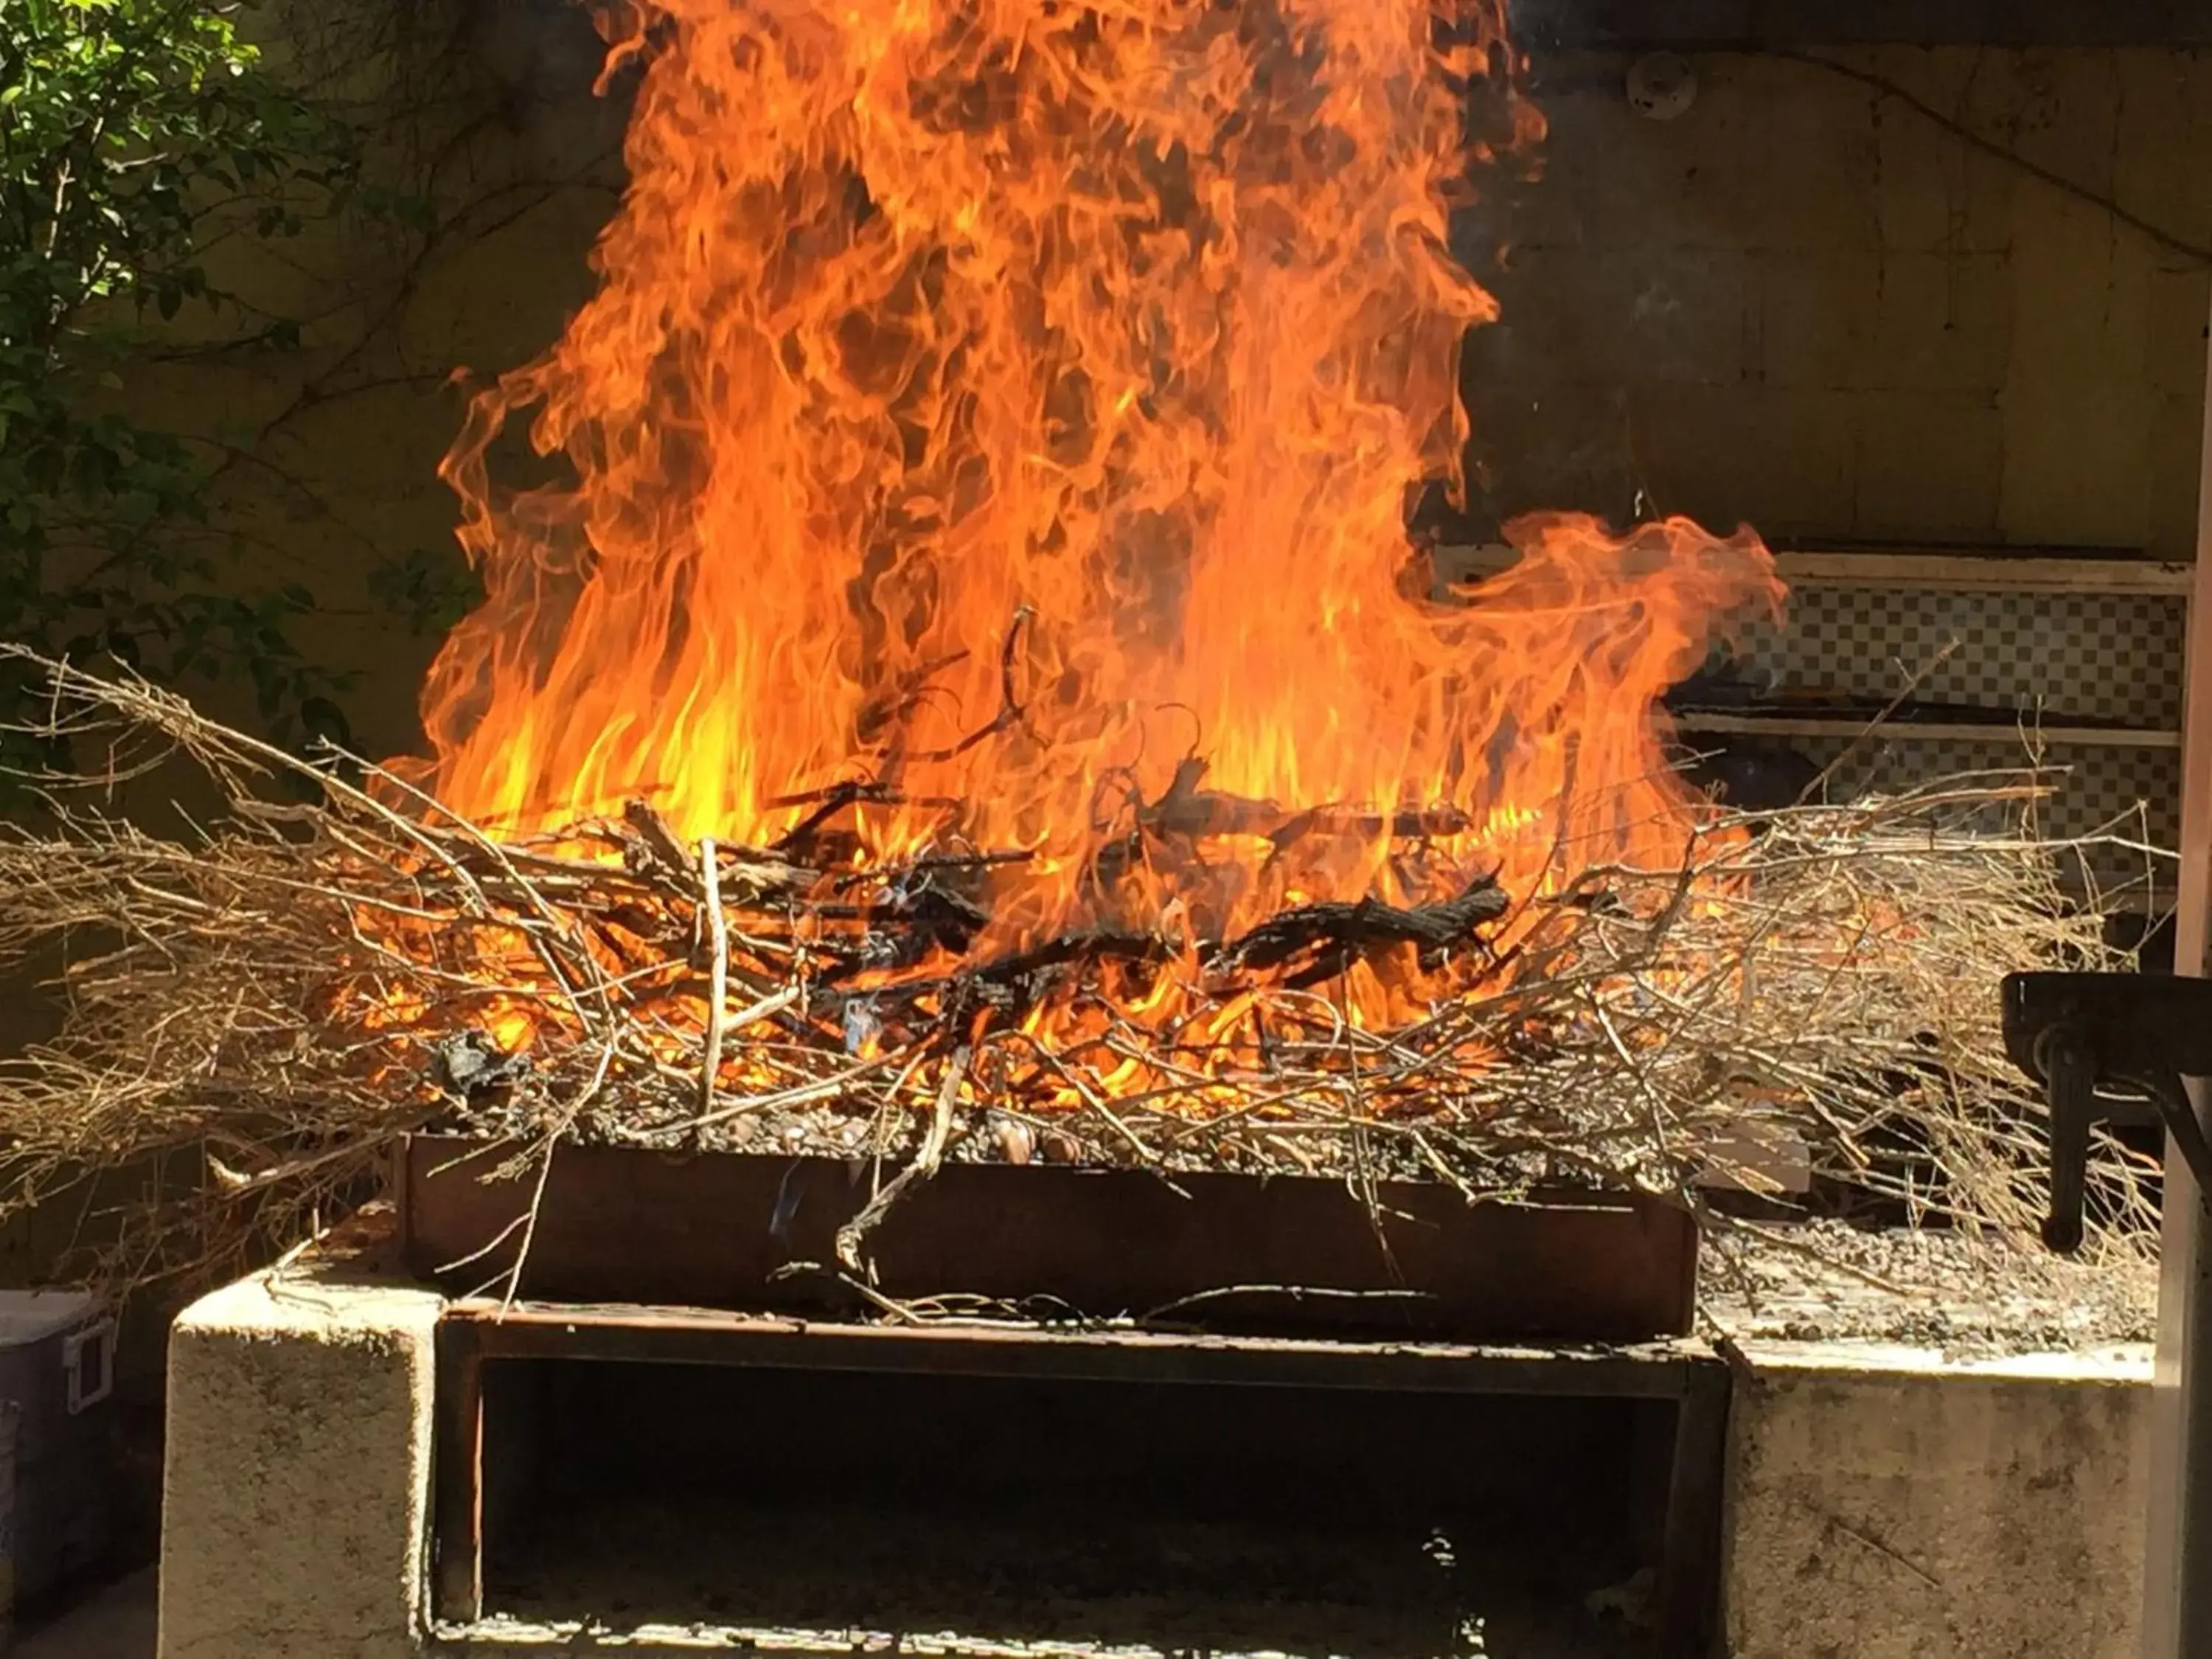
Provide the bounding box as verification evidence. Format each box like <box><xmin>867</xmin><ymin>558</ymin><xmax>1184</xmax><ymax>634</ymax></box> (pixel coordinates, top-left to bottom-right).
<box><xmin>1266</xmin><ymin>803</ymin><xmax>1475</xmax><ymax>854</ymax></box>
<box><xmin>1212</xmin><ymin>875</ymin><xmax>1509</xmax><ymax>974</ymax></box>
<box><xmin>846</xmin><ymin>929</ymin><xmax>1171</xmax><ymax>1010</ymax></box>
<box><xmin>969</xmin><ymin>929</ymin><xmax>1170</xmax><ymax>987</ymax></box>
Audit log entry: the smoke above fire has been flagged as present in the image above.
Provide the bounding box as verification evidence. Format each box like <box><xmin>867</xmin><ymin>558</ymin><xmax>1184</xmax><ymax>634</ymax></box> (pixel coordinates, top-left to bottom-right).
<box><xmin>416</xmin><ymin>0</ymin><xmax>1779</xmax><ymax>959</ymax></box>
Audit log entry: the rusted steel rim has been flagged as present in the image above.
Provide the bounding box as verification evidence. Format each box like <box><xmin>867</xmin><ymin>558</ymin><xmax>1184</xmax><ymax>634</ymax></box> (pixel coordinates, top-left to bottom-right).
<box><xmin>400</xmin><ymin>1133</ymin><xmax>1698</xmax><ymax>1343</ymax></box>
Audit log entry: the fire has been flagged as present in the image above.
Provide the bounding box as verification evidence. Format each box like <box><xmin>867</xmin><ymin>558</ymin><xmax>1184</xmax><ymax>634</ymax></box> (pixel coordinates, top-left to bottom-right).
<box><xmin>413</xmin><ymin>0</ymin><xmax>1779</xmax><ymax>1006</ymax></box>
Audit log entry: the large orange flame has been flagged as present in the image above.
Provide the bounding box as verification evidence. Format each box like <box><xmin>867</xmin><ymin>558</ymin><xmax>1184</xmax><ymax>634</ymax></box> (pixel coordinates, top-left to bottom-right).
<box><xmin>418</xmin><ymin>0</ymin><xmax>1779</xmax><ymax>967</ymax></box>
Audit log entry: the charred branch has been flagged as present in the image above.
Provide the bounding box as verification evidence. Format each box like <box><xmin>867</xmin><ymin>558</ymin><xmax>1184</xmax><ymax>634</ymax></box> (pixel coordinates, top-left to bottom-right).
<box><xmin>1212</xmin><ymin>874</ymin><xmax>1510</xmax><ymax>980</ymax></box>
<box><xmin>1086</xmin><ymin>759</ymin><xmax>1482</xmax><ymax>897</ymax></box>
<box><xmin>905</xmin><ymin>605</ymin><xmax>1037</xmax><ymax>764</ymax></box>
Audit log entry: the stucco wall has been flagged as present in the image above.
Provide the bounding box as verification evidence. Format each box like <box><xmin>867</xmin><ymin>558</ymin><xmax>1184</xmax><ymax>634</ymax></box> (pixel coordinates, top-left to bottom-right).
<box><xmin>1461</xmin><ymin>47</ymin><xmax>2212</xmax><ymax>553</ymax></box>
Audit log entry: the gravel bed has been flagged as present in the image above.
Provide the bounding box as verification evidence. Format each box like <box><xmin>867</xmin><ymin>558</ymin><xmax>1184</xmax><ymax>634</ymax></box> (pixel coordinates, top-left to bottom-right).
<box><xmin>1707</xmin><ymin>1220</ymin><xmax>2157</xmax><ymax>1357</ymax></box>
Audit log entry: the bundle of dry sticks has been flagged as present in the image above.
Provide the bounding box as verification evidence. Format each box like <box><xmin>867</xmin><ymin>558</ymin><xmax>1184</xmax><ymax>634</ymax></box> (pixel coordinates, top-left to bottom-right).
<box><xmin>0</xmin><ymin>649</ymin><xmax>2160</xmax><ymax>1292</ymax></box>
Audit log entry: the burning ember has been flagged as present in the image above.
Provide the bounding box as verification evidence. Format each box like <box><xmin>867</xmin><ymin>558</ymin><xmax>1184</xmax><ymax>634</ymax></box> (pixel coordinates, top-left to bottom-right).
<box><xmin>0</xmin><ymin>0</ymin><xmax>2142</xmax><ymax>1293</ymax></box>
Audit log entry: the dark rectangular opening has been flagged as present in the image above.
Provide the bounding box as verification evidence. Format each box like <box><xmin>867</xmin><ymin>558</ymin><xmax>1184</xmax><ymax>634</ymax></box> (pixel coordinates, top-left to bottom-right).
<box><xmin>473</xmin><ymin>1354</ymin><xmax>1672</xmax><ymax>1656</ymax></box>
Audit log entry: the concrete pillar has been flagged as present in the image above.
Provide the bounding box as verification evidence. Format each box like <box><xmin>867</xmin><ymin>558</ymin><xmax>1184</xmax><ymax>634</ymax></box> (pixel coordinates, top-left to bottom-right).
<box><xmin>157</xmin><ymin>1271</ymin><xmax>442</xmax><ymax>1659</ymax></box>
<box><xmin>1725</xmin><ymin>1343</ymin><xmax>2152</xmax><ymax>1659</ymax></box>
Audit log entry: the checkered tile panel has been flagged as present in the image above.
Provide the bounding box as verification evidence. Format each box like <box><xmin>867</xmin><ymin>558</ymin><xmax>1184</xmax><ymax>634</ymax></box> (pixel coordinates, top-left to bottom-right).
<box><xmin>1726</xmin><ymin>589</ymin><xmax>2185</xmax><ymax>729</ymax></box>
<box><xmin>1703</xmin><ymin>584</ymin><xmax>2187</xmax><ymax>902</ymax></box>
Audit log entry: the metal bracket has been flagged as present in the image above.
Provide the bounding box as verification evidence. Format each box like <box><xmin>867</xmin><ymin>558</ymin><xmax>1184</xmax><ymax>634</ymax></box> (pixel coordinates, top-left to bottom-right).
<box><xmin>2000</xmin><ymin>972</ymin><xmax>2212</xmax><ymax>1252</ymax></box>
<box><xmin>63</xmin><ymin>1316</ymin><xmax>116</xmax><ymax>1415</ymax></box>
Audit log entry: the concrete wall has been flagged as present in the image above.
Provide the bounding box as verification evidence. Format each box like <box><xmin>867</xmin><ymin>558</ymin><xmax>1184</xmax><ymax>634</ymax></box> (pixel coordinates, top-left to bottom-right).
<box><xmin>121</xmin><ymin>0</ymin><xmax>630</xmax><ymax>763</ymax></box>
<box><xmin>1512</xmin><ymin>1</ymin><xmax>2212</xmax><ymax>49</ymax></box>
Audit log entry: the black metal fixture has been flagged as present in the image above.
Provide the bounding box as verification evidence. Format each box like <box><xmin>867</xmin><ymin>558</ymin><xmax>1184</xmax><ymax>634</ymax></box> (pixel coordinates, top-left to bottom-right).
<box><xmin>2000</xmin><ymin>972</ymin><xmax>2212</xmax><ymax>1253</ymax></box>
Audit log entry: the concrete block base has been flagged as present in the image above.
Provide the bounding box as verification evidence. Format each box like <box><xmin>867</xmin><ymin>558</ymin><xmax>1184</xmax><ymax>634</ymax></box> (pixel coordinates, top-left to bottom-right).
<box><xmin>1725</xmin><ymin>1342</ymin><xmax>2152</xmax><ymax>1659</ymax></box>
<box><xmin>154</xmin><ymin>1270</ymin><xmax>2154</xmax><ymax>1657</ymax></box>
<box><xmin>157</xmin><ymin>1271</ymin><xmax>439</xmax><ymax>1659</ymax></box>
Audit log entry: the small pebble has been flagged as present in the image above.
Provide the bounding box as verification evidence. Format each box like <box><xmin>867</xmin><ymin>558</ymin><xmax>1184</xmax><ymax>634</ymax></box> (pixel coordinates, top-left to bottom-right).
<box><xmin>992</xmin><ymin>1114</ymin><xmax>1035</xmax><ymax>1165</ymax></box>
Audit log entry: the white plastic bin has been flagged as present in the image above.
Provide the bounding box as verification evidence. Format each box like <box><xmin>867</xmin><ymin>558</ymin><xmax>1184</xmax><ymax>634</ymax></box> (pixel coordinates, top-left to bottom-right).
<box><xmin>0</xmin><ymin>1295</ymin><xmax>114</xmax><ymax>1616</ymax></box>
<box><xmin>0</xmin><ymin>1397</ymin><xmax>18</xmax><ymax>1652</ymax></box>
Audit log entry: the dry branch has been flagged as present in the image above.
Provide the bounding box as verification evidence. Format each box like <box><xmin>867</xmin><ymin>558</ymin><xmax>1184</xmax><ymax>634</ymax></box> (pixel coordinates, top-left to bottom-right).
<box><xmin>694</xmin><ymin>833</ymin><xmax>728</xmax><ymax>1144</ymax></box>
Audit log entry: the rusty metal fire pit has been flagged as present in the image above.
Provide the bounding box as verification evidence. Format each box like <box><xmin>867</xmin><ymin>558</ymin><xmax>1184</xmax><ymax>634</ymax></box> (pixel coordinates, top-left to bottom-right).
<box><xmin>397</xmin><ymin>1134</ymin><xmax>1697</xmax><ymax>1343</ymax></box>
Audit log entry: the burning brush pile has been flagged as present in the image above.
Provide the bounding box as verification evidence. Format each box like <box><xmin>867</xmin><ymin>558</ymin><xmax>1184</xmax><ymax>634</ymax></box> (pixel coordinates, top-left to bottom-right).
<box><xmin>0</xmin><ymin>652</ymin><xmax>2146</xmax><ymax>1286</ymax></box>
<box><xmin>0</xmin><ymin>0</ymin><xmax>2159</xmax><ymax>1284</ymax></box>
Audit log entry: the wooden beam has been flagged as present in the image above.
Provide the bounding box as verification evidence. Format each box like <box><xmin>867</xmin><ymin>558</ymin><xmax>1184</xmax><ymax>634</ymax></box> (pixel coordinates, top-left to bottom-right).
<box><xmin>2139</xmin><ymin>287</ymin><xmax>2212</xmax><ymax>1659</ymax></box>
<box><xmin>1673</xmin><ymin>712</ymin><xmax>2180</xmax><ymax>750</ymax></box>
<box><xmin>1436</xmin><ymin>543</ymin><xmax>2194</xmax><ymax>596</ymax></box>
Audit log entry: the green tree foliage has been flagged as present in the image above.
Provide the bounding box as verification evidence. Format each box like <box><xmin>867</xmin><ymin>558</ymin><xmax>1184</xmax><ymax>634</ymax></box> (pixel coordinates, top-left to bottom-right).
<box><xmin>0</xmin><ymin>0</ymin><xmax>363</xmax><ymax>754</ymax></box>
